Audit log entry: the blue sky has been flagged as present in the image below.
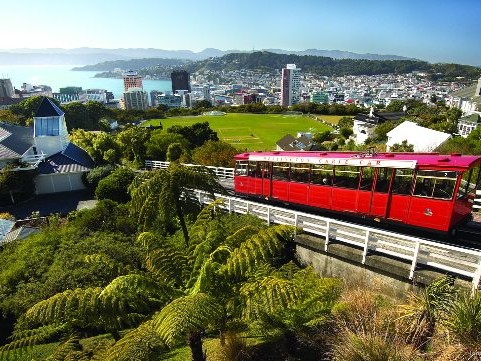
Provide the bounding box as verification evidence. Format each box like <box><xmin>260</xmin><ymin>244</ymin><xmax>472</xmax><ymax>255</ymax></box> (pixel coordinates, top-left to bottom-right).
<box><xmin>2</xmin><ymin>0</ymin><xmax>480</xmax><ymax>65</ymax></box>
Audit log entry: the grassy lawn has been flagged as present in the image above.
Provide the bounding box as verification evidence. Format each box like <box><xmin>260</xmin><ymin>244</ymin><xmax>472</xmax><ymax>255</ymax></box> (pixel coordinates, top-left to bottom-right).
<box><xmin>312</xmin><ymin>114</ymin><xmax>345</xmax><ymax>125</ymax></box>
<box><xmin>142</xmin><ymin>113</ymin><xmax>333</xmax><ymax>151</ymax></box>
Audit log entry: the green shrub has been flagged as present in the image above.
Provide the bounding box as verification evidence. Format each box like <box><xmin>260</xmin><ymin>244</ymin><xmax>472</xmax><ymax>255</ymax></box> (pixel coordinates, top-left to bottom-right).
<box><xmin>82</xmin><ymin>165</ymin><xmax>116</xmax><ymax>190</ymax></box>
<box><xmin>95</xmin><ymin>167</ymin><xmax>136</xmax><ymax>203</ymax></box>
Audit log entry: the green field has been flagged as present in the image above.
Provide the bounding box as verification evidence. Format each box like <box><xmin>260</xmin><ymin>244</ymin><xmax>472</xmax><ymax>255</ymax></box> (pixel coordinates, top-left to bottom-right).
<box><xmin>142</xmin><ymin>113</ymin><xmax>335</xmax><ymax>151</ymax></box>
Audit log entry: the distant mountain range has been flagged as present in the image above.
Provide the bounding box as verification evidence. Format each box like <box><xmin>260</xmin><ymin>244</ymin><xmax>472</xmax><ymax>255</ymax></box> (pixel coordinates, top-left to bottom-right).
<box><xmin>0</xmin><ymin>47</ymin><xmax>418</xmax><ymax>65</ymax></box>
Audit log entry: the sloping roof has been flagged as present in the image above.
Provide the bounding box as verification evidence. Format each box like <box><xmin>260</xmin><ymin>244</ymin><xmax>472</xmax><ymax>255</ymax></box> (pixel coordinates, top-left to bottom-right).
<box><xmin>1</xmin><ymin>226</ymin><xmax>39</xmax><ymax>245</ymax></box>
<box><xmin>0</xmin><ymin>122</ymin><xmax>34</xmax><ymax>159</ymax></box>
<box><xmin>62</xmin><ymin>143</ymin><xmax>95</xmax><ymax>168</ymax></box>
<box><xmin>276</xmin><ymin>134</ymin><xmax>314</xmax><ymax>151</ymax></box>
<box><xmin>0</xmin><ymin>219</ymin><xmax>15</xmax><ymax>242</ymax></box>
<box><xmin>354</xmin><ymin>111</ymin><xmax>407</xmax><ymax>125</ymax></box>
<box><xmin>37</xmin><ymin>143</ymin><xmax>94</xmax><ymax>174</ymax></box>
<box><xmin>34</xmin><ymin>97</ymin><xmax>64</xmax><ymax>117</ymax></box>
<box><xmin>386</xmin><ymin>121</ymin><xmax>451</xmax><ymax>152</ymax></box>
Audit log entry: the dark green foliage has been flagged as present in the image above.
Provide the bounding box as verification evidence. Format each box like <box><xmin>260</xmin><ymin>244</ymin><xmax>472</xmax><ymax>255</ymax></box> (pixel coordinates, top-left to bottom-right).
<box><xmin>95</xmin><ymin>167</ymin><xmax>136</xmax><ymax>203</ymax></box>
<box><xmin>166</xmin><ymin>142</ymin><xmax>184</xmax><ymax>162</ymax></box>
<box><xmin>0</xmin><ymin>165</ymin><xmax>37</xmax><ymax>205</ymax></box>
<box><xmin>390</xmin><ymin>140</ymin><xmax>414</xmax><ymax>152</ymax></box>
<box><xmin>82</xmin><ymin>165</ymin><xmax>116</xmax><ymax>190</ymax></box>
<box><xmin>9</xmin><ymin>96</ymin><xmax>62</xmax><ymax>126</ymax></box>
<box><xmin>167</xmin><ymin>122</ymin><xmax>219</xmax><ymax>149</ymax></box>
<box><xmin>191</xmin><ymin>140</ymin><xmax>238</xmax><ymax>167</ymax></box>
<box><xmin>145</xmin><ymin>131</ymin><xmax>188</xmax><ymax>161</ymax></box>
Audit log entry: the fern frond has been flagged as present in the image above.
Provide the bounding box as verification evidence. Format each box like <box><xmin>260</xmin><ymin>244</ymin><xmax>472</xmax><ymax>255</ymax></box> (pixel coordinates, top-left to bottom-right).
<box><xmin>102</xmin><ymin>322</ymin><xmax>165</xmax><ymax>361</ymax></box>
<box><xmin>224</xmin><ymin>225</ymin><xmax>261</xmax><ymax>248</ymax></box>
<box><xmin>0</xmin><ymin>323</ymin><xmax>68</xmax><ymax>355</ymax></box>
<box><xmin>226</xmin><ymin>225</ymin><xmax>295</xmax><ymax>279</ymax></box>
<box><xmin>46</xmin><ymin>333</ymin><xmax>83</xmax><ymax>361</ymax></box>
<box><xmin>24</xmin><ymin>288</ymin><xmax>103</xmax><ymax>328</ymax></box>
<box><xmin>99</xmin><ymin>274</ymin><xmax>178</xmax><ymax>317</ymax></box>
<box><xmin>146</xmin><ymin>245</ymin><xmax>188</xmax><ymax>288</ymax></box>
<box><xmin>151</xmin><ymin>293</ymin><xmax>222</xmax><ymax>348</ymax></box>
<box><xmin>188</xmin><ymin>199</ymin><xmax>225</xmax><ymax>243</ymax></box>
<box><xmin>136</xmin><ymin>232</ymin><xmax>158</xmax><ymax>251</ymax></box>
<box><xmin>240</xmin><ymin>276</ymin><xmax>302</xmax><ymax>320</ymax></box>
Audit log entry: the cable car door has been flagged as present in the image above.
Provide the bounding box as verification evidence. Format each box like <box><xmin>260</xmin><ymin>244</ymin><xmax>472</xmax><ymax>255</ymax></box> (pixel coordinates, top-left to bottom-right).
<box><xmin>369</xmin><ymin>168</ymin><xmax>392</xmax><ymax>218</ymax></box>
<box><xmin>262</xmin><ymin>162</ymin><xmax>271</xmax><ymax>198</ymax></box>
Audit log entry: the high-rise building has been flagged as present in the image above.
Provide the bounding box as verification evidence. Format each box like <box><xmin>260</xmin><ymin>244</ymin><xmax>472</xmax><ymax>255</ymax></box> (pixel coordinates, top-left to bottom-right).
<box><xmin>122</xmin><ymin>88</ymin><xmax>149</xmax><ymax>110</ymax></box>
<box><xmin>0</xmin><ymin>79</ymin><xmax>14</xmax><ymax>98</ymax></box>
<box><xmin>171</xmin><ymin>70</ymin><xmax>191</xmax><ymax>93</ymax></box>
<box><xmin>123</xmin><ymin>70</ymin><xmax>143</xmax><ymax>92</ymax></box>
<box><xmin>280</xmin><ymin>64</ymin><xmax>301</xmax><ymax>107</ymax></box>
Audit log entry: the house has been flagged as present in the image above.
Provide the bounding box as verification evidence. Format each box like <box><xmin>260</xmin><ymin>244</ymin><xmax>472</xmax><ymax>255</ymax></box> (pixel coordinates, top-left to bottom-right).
<box><xmin>352</xmin><ymin>108</ymin><xmax>407</xmax><ymax>144</ymax></box>
<box><xmin>1</xmin><ymin>226</ymin><xmax>39</xmax><ymax>246</ymax></box>
<box><xmin>386</xmin><ymin>121</ymin><xmax>451</xmax><ymax>152</ymax></box>
<box><xmin>457</xmin><ymin>113</ymin><xmax>480</xmax><ymax>138</ymax></box>
<box><xmin>276</xmin><ymin>133</ymin><xmax>314</xmax><ymax>151</ymax></box>
<box><xmin>448</xmin><ymin>76</ymin><xmax>481</xmax><ymax>115</ymax></box>
<box><xmin>0</xmin><ymin>97</ymin><xmax>95</xmax><ymax>194</ymax></box>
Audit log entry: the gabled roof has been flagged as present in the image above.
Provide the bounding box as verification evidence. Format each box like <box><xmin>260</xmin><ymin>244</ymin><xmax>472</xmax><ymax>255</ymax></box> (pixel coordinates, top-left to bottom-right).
<box><xmin>0</xmin><ymin>219</ymin><xmax>15</xmax><ymax>242</ymax></box>
<box><xmin>34</xmin><ymin>97</ymin><xmax>64</xmax><ymax>117</ymax></box>
<box><xmin>354</xmin><ymin>111</ymin><xmax>407</xmax><ymax>125</ymax></box>
<box><xmin>37</xmin><ymin>143</ymin><xmax>94</xmax><ymax>174</ymax></box>
<box><xmin>0</xmin><ymin>122</ymin><xmax>34</xmax><ymax>159</ymax></box>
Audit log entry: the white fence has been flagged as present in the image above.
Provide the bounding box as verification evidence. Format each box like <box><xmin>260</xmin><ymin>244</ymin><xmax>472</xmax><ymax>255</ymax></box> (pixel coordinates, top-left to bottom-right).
<box><xmin>144</xmin><ymin>160</ymin><xmax>234</xmax><ymax>179</ymax></box>
<box><xmin>191</xmin><ymin>189</ymin><xmax>481</xmax><ymax>292</ymax></box>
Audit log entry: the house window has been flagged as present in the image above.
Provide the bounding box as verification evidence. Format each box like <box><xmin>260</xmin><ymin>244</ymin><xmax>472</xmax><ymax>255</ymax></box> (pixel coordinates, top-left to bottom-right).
<box><xmin>35</xmin><ymin>117</ymin><xmax>59</xmax><ymax>136</ymax></box>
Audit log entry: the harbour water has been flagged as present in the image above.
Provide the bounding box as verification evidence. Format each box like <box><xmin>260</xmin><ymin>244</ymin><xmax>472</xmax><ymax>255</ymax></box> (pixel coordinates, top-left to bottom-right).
<box><xmin>0</xmin><ymin>64</ymin><xmax>172</xmax><ymax>100</ymax></box>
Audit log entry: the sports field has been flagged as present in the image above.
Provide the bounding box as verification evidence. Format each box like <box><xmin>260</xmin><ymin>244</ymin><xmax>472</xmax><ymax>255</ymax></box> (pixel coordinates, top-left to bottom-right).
<box><xmin>142</xmin><ymin>113</ymin><xmax>335</xmax><ymax>151</ymax></box>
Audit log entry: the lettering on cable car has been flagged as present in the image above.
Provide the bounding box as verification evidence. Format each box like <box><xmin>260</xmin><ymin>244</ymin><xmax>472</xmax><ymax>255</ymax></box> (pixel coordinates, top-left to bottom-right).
<box><xmin>249</xmin><ymin>155</ymin><xmax>416</xmax><ymax>169</ymax></box>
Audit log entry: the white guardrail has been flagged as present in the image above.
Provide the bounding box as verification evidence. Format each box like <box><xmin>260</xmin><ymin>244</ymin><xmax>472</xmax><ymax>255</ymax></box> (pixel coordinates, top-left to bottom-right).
<box><xmin>191</xmin><ymin>189</ymin><xmax>481</xmax><ymax>292</ymax></box>
<box><xmin>146</xmin><ymin>161</ymin><xmax>481</xmax><ymax>209</ymax></box>
<box><xmin>144</xmin><ymin>160</ymin><xmax>234</xmax><ymax>179</ymax></box>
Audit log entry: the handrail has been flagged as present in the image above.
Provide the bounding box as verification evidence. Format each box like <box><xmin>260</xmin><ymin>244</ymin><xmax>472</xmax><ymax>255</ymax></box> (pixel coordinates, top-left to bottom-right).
<box><xmin>191</xmin><ymin>189</ymin><xmax>481</xmax><ymax>292</ymax></box>
<box><xmin>144</xmin><ymin>160</ymin><xmax>234</xmax><ymax>179</ymax></box>
<box><xmin>146</xmin><ymin>160</ymin><xmax>481</xmax><ymax>210</ymax></box>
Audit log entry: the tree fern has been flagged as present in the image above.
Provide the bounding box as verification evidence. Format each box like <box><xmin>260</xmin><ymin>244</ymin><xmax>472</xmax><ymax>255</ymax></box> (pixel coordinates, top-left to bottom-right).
<box><xmin>224</xmin><ymin>225</ymin><xmax>262</xmax><ymax>249</ymax></box>
<box><xmin>240</xmin><ymin>276</ymin><xmax>302</xmax><ymax>320</ymax></box>
<box><xmin>46</xmin><ymin>334</ymin><xmax>84</xmax><ymax>361</ymax></box>
<box><xmin>99</xmin><ymin>274</ymin><xmax>177</xmax><ymax>316</ymax></box>
<box><xmin>226</xmin><ymin>225</ymin><xmax>295</xmax><ymax>279</ymax></box>
<box><xmin>145</xmin><ymin>245</ymin><xmax>188</xmax><ymax>288</ymax></box>
<box><xmin>150</xmin><ymin>293</ymin><xmax>222</xmax><ymax>348</ymax></box>
<box><xmin>99</xmin><ymin>322</ymin><xmax>165</xmax><ymax>361</ymax></box>
<box><xmin>0</xmin><ymin>323</ymin><xmax>69</xmax><ymax>358</ymax></box>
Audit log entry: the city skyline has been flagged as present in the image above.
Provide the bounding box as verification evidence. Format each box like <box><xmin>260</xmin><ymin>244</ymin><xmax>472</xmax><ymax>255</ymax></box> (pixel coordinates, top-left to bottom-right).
<box><xmin>1</xmin><ymin>0</ymin><xmax>480</xmax><ymax>66</ymax></box>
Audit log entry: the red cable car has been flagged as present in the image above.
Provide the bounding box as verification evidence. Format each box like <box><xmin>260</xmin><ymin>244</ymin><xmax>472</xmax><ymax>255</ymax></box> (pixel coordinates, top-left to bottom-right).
<box><xmin>234</xmin><ymin>151</ymin><xmax>481</xmax><ymax>233</ymax></box>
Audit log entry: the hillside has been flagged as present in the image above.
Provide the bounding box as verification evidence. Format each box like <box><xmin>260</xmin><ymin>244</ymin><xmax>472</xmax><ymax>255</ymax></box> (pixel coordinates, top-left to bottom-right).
<box><xmin>73</xmin><ymin>51</ymin><xmax>481</xmax><ymax>81</ymax></box>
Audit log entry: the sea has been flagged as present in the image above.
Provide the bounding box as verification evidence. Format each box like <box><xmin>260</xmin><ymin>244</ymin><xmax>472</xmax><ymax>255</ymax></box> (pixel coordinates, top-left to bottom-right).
<box><xmin>0</xmin><ymin>64</ymin><xmax>172</xmax><ymax>100</ymax></box>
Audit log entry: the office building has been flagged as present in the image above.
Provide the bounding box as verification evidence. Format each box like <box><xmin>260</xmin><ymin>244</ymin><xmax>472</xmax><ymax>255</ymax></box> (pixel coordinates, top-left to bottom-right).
<box><xmin>171</xmin><ymin>70</ymin><xmax>191</xmax><ymax>93</ymax></box>
<box><xmin>122</xmin><ymin>88</ymin><xmax>149</xmax><ymax>110</ymax></box>
<box><xmin>0</xmin><ymin>79</ymin><xmax>14</xmax><ymax>98</ymax></box>
<box><xmin>280</xmin><ymin>64</ymin><xmax>301</xmax><ymax>107</ymax></box>
<box><xmin>123</xmin><ymin>70</ymin><xmax>143</xmax><ymax>92</ymax></box>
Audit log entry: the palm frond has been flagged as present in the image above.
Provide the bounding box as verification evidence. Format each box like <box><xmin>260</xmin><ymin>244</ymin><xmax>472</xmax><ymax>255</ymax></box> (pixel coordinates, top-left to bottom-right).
<box><xmin>150</xmin><ymin>293</ymin><xmax>222</xmax><ymax>348</ymax></box>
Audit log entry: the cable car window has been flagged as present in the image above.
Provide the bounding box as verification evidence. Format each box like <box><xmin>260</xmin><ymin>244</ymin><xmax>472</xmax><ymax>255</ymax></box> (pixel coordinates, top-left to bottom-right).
<box><xmin>333</xmin><ymin>166</ymin><xmax>360</xmax><ymax>189</ymax></box>
<box><xmin>414</xmin><ymin>170</ymin><xmax>457</xmax><ymax>200</ymax></box>
<box><xmin>272</xmin><ymin>162</ymin><xmax>290</xmax><ymax>181</ymax></box>
<box><xmin>290</xmin><ymin>163</ymin><xmax>310</xmax><ymax>183</ymax></box>
<box><xmin>391</xmin><ymin>169</ymin><xmax>414</xmax><ymax>195</ymax></box>
<box><xmin>375</xmin><ymin>168</ymin><xmax>392</xmax><ymax>193</ymax></box>
<box><xmin>311</xmin><ymin>164</ymin><xmax>334</xmax><ymax>185</ymax></box>
<box><xmin>261</xmin><ymin>162</ymin><xmax>270</xmax><ymax>179</ymax></box>
<box><xmin>458</xmin><ymin>169</ymin><xmax>474</xmax><ymax>199</ymax></box>
<box><xmin>248</xmin><ymin>161</ymin><xmax>261</xmax><ymax>177</ymax></box>
<box><xmin>360</xmin><ymin>167</ymin><xmax>375</xmax><ymax>191</ymax></box>
<box><xmin>235</xmin><ymin>161</ymin><xmax>248</xmax><ymax>176</ymax></box>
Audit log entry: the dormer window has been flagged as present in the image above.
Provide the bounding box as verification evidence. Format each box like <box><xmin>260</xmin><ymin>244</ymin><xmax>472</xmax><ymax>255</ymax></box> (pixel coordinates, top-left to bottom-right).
<box><xmin>35</xmin><ymin>117</ymin><xmax>59</xmax><ymax>136</ymax></box>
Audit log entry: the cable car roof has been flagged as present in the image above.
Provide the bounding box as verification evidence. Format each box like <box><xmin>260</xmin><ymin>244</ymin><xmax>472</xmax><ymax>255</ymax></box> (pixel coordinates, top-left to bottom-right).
<box><xmin>234</xmin><ymin>151</ymin><xmax>481</xmax><ymax>170</ymax></box>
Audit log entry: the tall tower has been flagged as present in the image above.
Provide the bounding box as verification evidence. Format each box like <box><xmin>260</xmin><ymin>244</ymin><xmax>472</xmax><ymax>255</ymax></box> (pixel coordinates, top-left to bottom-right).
<box><xmin>280</xmin><ymin>64</ymin><xmax>301</xmax><ymax>107</ymax></box>
<box><xmin>476</xmin><ymin>76</ymin><xmax>481</xmax><ymax>97</ymax></box>
<box><xmin>171</xmin><ymin>70</ymin><xmax>191</xmax><ymax>93</ymax></box>
<box><xmin>123</xmin><ymin>70</ymin><xmax>143</xmax><ymax>92</ymax></box>
<box><xmin>0</xmin><ymin>79</ymin><xmax>14</xmax><ymax>98</ymax></box>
